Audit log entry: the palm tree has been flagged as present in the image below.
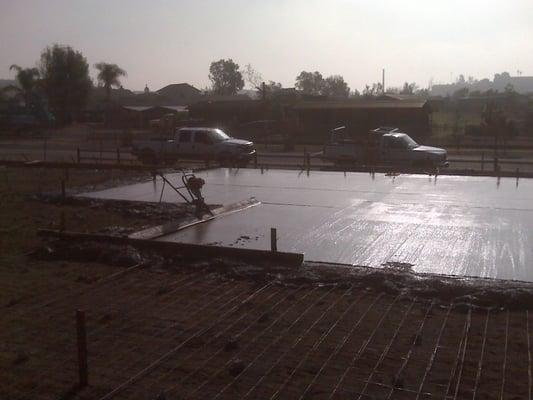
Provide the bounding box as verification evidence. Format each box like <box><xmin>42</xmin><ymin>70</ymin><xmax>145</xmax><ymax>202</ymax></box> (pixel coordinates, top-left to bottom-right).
<box><xmin>94</xmin><ymin>62</ymin><xmax>127</xmax><ymax>102</ymax></box>
<box><xmin>9</xmin><ymin>64</ymin><xmax>40</xmax><ymax>106</ymax></box>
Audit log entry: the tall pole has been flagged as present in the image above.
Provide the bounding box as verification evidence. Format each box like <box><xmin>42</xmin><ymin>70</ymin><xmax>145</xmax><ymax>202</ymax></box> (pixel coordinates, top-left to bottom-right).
<box><xmin>382</xmin><ymin>69</ymin><xmax>385</xmax><ymax>94</ymax></box>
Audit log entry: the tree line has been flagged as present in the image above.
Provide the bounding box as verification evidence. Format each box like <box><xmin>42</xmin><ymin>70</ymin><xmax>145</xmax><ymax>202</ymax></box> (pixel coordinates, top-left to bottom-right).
<box><xmin>5</xmin><ymin>44</ymin><xmax>126</xmax><ymax>124</ymax></box>
<box><xmin>5</xmin><ymin>43</ymin><xmax>431</xmax><ymax>125</ymax></box>
<box><xmin>208</xmin><ymin>59</ymin><xmax>429</xmax><ymax>99</ymax></box>
<box><xmin>208</xmin><ymin>59</ymin><xmax>352</xmax><ymax>98</ymax></box>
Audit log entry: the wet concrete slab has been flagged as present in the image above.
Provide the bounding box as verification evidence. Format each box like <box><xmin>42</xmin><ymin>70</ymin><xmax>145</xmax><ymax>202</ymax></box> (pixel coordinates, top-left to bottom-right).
<box><xmin>81</xmin><ymin>168</ymin><xmax>533</xmax><ymax>281</ymax></box>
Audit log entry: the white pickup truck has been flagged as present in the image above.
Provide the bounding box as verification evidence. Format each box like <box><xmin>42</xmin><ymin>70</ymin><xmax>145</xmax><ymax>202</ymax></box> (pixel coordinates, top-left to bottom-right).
<box><xmin>323</xmin><ymin>126</ymin><xmax>448</xmax><ymax>168</ymax></box>
<box><xmin>132</xmin><ymin>127</ymin><xmax>256</xmax><ymax>165</ymax></box>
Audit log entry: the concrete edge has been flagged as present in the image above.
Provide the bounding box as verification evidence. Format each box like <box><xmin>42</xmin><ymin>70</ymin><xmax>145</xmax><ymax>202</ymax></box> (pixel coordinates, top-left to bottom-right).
<box><xmin>0</xmin><ymin>160</ymin><xmax>219</xmax><ymax>173</ymax></box>
<box><xmin>37</xmin><ymin>229</ymin><xmax>304</xmax><ymax>267</ymax></box>
<box><xmin>128</xmin><ymin>198</ymin><xmax>261</xmax><ymax>240</ymax></box>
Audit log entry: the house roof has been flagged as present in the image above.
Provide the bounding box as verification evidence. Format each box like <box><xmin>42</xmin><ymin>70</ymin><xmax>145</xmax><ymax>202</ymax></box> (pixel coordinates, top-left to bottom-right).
<box><xmin>377</xmin><ymin>94</ymin><xmax>425</xmax><ymax>101</ymax></box>
<box><xmin>293</xmin><ymin>100</ymin><xmax>429</xmax><ymax>110</ymax></box>
<box><xmin>121</xmin><ymin>105</ymin><xmax>188</xmax><ymax>113</ymax></box>
<box><xmin>156</xmin><ymin>83</ymin><xmax>201</xmax><ymax>95</ymax></box>
<box><xmin>122</xmin><ymin>106</ymin><xmax>153</xmax><ymax>112</ymax></box>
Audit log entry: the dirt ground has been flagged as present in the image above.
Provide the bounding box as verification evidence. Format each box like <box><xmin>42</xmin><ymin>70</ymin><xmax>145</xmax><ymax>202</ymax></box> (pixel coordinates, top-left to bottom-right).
<box><xmin>2</xmin><ymin>166</ymin><xmax>533</xmax><ymax>400</ymax></box>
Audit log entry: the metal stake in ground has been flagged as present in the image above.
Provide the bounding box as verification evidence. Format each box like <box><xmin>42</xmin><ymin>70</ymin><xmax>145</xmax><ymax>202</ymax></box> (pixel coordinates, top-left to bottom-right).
<box><xmin>76</xmin><ymin>310</ymin><xmax>88</xmax><ymax>387</ymax></box>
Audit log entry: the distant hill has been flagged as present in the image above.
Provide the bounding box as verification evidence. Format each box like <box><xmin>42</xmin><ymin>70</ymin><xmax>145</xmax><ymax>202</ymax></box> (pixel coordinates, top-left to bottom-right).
<box><xmin>431</xmin><ymin>72</ymin><xmax>533</xmax><ymax>96</ymax></box>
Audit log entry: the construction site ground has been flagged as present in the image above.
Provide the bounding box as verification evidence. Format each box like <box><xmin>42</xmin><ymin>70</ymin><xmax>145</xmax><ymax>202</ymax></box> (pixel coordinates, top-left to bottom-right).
<box><xmin>2</xmin><ymin>166</ymin><xmax>533</xmax><ymax>400</ymax></box>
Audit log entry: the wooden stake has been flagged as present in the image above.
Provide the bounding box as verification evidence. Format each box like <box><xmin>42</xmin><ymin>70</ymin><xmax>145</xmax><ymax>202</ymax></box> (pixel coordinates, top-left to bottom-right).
<box><xmin>271</xmin><ymin>228</ymin><xmax>277</xmax><ymax>252</ymax></box>
<box><xmin>76</xmin><ymin>310</ymin><xmax>88</xmax><ymax>387</ymax></box>
<box><xmin>61</xmin><ymin>180</ymin><xmax>66</xmax><ymax>201</ymax></box>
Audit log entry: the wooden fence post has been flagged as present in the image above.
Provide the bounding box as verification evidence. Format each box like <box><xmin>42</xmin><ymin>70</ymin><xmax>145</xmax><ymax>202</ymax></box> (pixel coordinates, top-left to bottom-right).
<box><xmin>43</xmin><ymin>138</ymin><xmax>47</xmax><ymax>161</ymax></box>
<box><xmin>271</xmin><ymin>228</ymin><xmax>277</xmax><ymax>252</ymax></box>
<box><xmin>76</xmin><ymin>310</ymin><xmax>88</xmax><ymax>387</ymax></box>
<box><xmin>61</xmin><ymin>180</ymin><xmax>66</xmax><ymax>202</ymax></box>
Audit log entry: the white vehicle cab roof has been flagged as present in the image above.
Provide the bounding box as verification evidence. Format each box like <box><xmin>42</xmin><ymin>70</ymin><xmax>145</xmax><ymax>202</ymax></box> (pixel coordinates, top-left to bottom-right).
<box><xmin>178</xmin><ymin>127</ymin><xmax>220</xmax><ymax>131</ymax></box>
<box><xmin>370</xmin><ymin>126</ymin><xmax>400</xmax><ymax>134</ymax></box>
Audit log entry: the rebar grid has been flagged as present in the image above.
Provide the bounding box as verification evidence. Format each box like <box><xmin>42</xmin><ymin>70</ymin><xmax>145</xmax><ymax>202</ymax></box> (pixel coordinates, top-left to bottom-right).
<box><xmin>183</xmin><ymin>286</ymin><xmax>339</xmax><ymax>399</ymax></box>
<box><xmin>3</xmin><ymin>262</ymin><xmax>148</xmax><ymax>329</ymax></box>
<box><xmin>415</xmin><ymin>304</ymin><xmax>453</xmax><ymax>400</ymax></box>
<box><xmin>327</xmin><ymin>294</ymin><xmax>402</xmax><ymax>399</ymax></box>
<box><xmin>150</xmin><ymin>285</ymin><xmax>308</xmax><ymax>398</ymax></box>
<box><xmin>500</xmin><ymin>310</ymin><xmax>509</xmax><ymax>400</ymax></box>
<box><xmin>267</xmin><ymin>290</ymin><xmax>369</xmax><ymax>400</ymax></box>
<box><xmin>6</xmin><ymin>272</ymin><xmax>220</xmax><ymax>400</ymax></box>
<box><xmin>382</xmin><ymin>299</ymin><xmax>436</xmax><ymax>400</ymax></box>
<box><xmin>97</xmin><ymin>282</ymin><xmax>273</xmax><ymax>400</ymax></box>
<box><xmin>6</xmin><ymin>279</ymin><xmax>241</xmax><ymax>395</ymax></box>
<box><xmin>471</xmin><ymin>309</ymin><xmax>490</xmax><ymax>400</ymax></box>
<box><xmin>5</xmin><ymin>268</ymin><xmax>533</xmax><ymax>400</ymax></box>
<box><xmin>211</xmin><ymin>287</ymin><xmax>355</xmax><ymax>399</ymax></box>
<box><xmin>296</xmin><ymin>293</ymin><xmax>385</xmax><ymax>400</ymax></box>
<box><xmin>526</xmin><ymin>310</ymin><xmax>533</xmax><ymax>400</ymax></box>
<box><xmin>127</xmin><ymin>284</ymin><xmax>288</xmax><ymax>396</ymax></box>
<box><xmin>350</xmin><ymin>296</ymin><xmax>417</xmax><ymax>398</ymax></box>
<box><xmin>83</xmin><ymin>279</ymin><xmax>247</xmax><ymax>383</ymax></box>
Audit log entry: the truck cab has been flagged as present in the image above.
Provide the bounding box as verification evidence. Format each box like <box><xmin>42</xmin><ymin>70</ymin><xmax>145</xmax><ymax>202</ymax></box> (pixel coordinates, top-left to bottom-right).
<box><xmin>323</xmin><ymin>126</ymin><xmax>448</xmax><ymax>168</ymax></box>
<box><xmin>132</xmin><ymin>127</ymin><xmax>256</xmax><ymax>165</ymax></box>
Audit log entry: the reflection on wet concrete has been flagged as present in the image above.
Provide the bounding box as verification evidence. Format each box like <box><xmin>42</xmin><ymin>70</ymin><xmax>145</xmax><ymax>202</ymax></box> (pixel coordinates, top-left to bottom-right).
<box><xmin>82</xmin><ymin>168</ymin><xmax>533</xmax><ymax>282</ymax></box>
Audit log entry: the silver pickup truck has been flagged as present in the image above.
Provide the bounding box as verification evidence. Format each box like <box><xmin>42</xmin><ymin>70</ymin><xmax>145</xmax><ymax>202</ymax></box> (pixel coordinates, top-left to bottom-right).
<box><xmin>323</xmin><ymin>127</ymin><xmax>448</xmax><ymax>168</ymax></box>
<box><xmin>132</xmin><ymin>127</ymin><xmax>256</xmax><ymax>165</ymax></box>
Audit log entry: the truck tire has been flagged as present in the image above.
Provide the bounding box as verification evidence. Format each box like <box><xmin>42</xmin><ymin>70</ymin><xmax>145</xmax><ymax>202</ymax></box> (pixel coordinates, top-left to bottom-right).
<box><xmin>218</xmin><ymin>152</ymin><xmax>233</xmax><ymax>167</ymax></box>
<box><xmin>413</xmin><ymin>158</ymin><xmax>433</xmax><ymax>169</ymax></box>
<box><xmin>334</xmin><ymin>157</ymin><xmax>355</xmax><ymax>169</ymax></box>
<box><xmin>139</xmin><ymin>149</ymin><xmax>158</xmax><ymax>165</ymax></box>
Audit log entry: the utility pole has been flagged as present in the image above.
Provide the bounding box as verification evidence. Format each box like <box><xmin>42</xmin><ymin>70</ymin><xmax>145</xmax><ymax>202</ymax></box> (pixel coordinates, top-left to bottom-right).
<box><xmin>382</xmin><ymin>69</ymin><xmax>385</xmax><ymax>94</ymax></box>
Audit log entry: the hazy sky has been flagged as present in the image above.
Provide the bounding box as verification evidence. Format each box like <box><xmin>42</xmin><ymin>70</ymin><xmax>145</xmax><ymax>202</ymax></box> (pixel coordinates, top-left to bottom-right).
<box><xmin>1</xmin><ymin>0</ymin><xmax>532</xmax><ymax>92</ymax></box>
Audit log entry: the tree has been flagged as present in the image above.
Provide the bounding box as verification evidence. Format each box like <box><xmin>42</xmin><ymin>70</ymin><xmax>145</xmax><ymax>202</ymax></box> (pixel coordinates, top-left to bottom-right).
<box><xmin>504</xmin><ymin>83</ymin><xmax>515</xmax><ymax>94</ymax></box>
<box><xmin>452</xmin><ymin>87</ymin><xmax>469</xmax><ymax>98</ymax></box>
<box><xmin>362</xmin><ymin>82</ymin><xmax>383</xmax><ymax>98</ymax></box>
<box><xmin>415</xmin><ymin>88</ymin><xmax>430</xmax><ymax>97</ymax></box>
<box><xmin>400</xmin><ymin>82</ymin><xmax>418</xmax><ymax>95</ymax></box>
<box><xmin>39</xmin><ymin>44</ymin><xmax>92</xmax><ymax>123</ymax></box>
<box><xmin>94</xmin><ymin>62</ymin><xmax>127</xmax><ymax>102</ymax></box>
<box><xmin>9</xmin><ymin>64</ymin><xmax>40</xmax><ymax>106</ymax></box>
<box><xmin>322</xmin><ymin>75</ymin><xmax>350</xmax><ymax>98</ymax></box>
<box><xmin>209</xmin><ymin>59</ymin><xmax>244</xmax><ymax>95</ymax></box>
<box><xmin>243</xmin><ymin>63</ymin><xmax>263</xmax><ymax>91</ymax></box>
<box><xmin>295</xmin><ymin>71</ymin><xmax>324</xmax><ymax>95</ymax></box>
<box><xmin>243</xmin><ymin>64</ymin><xmax>282</xmax><ymax>99</ymax></box>
<box><xmin>265</xmin><ymin>81</ymin><xmax>282</xmax><ymax>92</ymax></box>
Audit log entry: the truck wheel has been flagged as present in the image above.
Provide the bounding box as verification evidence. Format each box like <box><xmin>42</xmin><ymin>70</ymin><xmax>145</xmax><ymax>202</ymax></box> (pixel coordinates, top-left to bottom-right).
<box><xmin>139</xmin><ymin>149</ymin><xmax>157</xmax><ymax>165</ymax></box>
<box><xmin>413</xmin><ymin>159</ymin><xmax>433</xmax><ymax>169</ymax></box>
<box><xmin>334</xmin><ymin>157</ymin><xmax>354</xmax><ymax>169</ymax></box>
<box><xmin>218</xmin><ymin>153</ymin><xmax>233</xmax><ymax>167</ymax></box>
<box><xmin>236</xmin><ymin>159</ymin><xmax>249</xmax><ymax>168</ymax></box>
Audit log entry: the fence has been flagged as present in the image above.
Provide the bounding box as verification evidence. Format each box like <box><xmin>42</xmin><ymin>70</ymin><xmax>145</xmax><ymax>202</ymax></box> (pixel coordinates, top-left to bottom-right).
<box><xmin>76</xmin><ymin>147</ymin><xmax>133</xmax><ymax>164</ymax></box>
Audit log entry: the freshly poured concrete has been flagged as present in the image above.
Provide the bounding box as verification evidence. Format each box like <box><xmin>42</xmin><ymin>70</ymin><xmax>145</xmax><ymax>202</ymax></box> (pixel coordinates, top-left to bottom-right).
<box><xmin>82</xmin><ymin>168</ymin><xmax>533</xmax><ymax>281</ymax></box>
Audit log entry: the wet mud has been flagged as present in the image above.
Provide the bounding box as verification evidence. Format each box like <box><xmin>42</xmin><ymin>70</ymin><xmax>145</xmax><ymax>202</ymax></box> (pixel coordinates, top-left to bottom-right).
<box><xmin>33</xmin><ymin>239</ymin><xmax>533</xmax><ymax>310</ymax></box>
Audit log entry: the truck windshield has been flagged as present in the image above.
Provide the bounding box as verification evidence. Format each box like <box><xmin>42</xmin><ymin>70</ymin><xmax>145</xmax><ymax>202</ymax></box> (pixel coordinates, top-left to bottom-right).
<box><xmin>400</xmin><ymin>135</ymin><xmax>419</xmax><ymax>149</ymax></box>
<box><xmin>209</xmin><ymin>129</ymin><xmax>230</xmax><ymax>142</ymax></box>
